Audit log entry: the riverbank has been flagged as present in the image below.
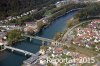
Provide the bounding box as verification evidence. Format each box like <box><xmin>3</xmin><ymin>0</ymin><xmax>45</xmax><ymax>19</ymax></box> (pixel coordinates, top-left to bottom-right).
<box><xmin>0</xmin><ymin>9</ymin><xmax>78</xmax><ymax>66</ymax></box>
<box><xmin>0</xmin><ymin>8</ymin><xmax>80</xmax><ymax>52</ymax></box>
<box><xmin>34</xmin><ymin>3</ymin><xmax>87</xmax><ymax>33</ymax></box>
<box><xmin>54</xmin><ymin>15</ymin><xmax>100</xmax><ymax>42</ymax></box>
<box><xmin>56</xmin><ymin>18</ymin><xmax>100</xmax><ymax>57</ymax></box>
<box><xmin>37</xmin><ymin>8</ymin><xmax>80</xmax><ymax>34</ymax></box>
<box><xmin>74</xmin><ymin>2</ymin><xmax>100</xmax><ymax>20</ymax></box>
<box><xmin>20</xmin><ymin>8</ymin><xmax>80</xmax><ymax>42</ymax></box>
<box><xmin>60</xmin><ymin>17</ymin><xmax>100</xmax><ymax>43</ymax></box>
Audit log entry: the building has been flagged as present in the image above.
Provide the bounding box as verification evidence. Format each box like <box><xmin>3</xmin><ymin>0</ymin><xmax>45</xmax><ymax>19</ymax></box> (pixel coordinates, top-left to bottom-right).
<box><xmin>73</xmin><ymin>20</ymin><xmax>100</xmax><ymax>47</ymax></box>
<box><xmin>0</xmin><ymin>37</ymin><xmax>8</xmax><ymax>50</ymax></box>
<box><xmin>24</xmin><ymin>22</ymin><xmax>38</xmax><ymax>33</ymax></box>
<box><xmin>55</xmin><ymin>0</ymin><xmax>81</xmax><ymax>7</ymax></box>
<box><xmin>39</xmin><ymin>58</ymin><xmax>47</xmax><ymax>65</ymax></box>
<box><xmin>55</xmin><ymin>1</ymin><xmax>67</xmax><ymax>8</ymax></box>
<box><xmin>55</xmin><ymin>47</ymin><xmax>63</xmax><ymax>54</ymax></box>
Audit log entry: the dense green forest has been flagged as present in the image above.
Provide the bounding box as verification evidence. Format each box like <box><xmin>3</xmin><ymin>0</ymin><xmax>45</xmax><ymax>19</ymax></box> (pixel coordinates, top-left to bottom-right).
<box><xmin>0</xmin><ymin>0</ymin><xmax>60</xmax><ymax>20</ymax></box>
<box><xmin>75</xmin><ymin>2</ymin><xmax>100</xmax><ymax>20</ymax></box>
<box><xmin>66</xmin><ymin>2</ymin><xmax>100</xmax><ymax>28</ymax></box>
<box><xmin>8</xmin><ymin>3</ymin><xmax>87</xmax><ymax>26</ymax></box>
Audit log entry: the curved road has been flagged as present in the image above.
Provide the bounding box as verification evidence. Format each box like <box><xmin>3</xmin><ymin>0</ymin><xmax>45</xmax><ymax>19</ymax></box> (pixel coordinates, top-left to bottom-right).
<box><xmin>61</xmin><ymin>20</ymin><xmax>91</xmax><ymax>42</ymax></box>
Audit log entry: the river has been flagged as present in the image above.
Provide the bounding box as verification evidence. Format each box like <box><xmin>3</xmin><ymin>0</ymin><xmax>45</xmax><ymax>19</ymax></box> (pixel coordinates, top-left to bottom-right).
<box><xmin>0</xmin><ymin>11</ymin><xmax>77</xmax><ymax>66</ymax></box>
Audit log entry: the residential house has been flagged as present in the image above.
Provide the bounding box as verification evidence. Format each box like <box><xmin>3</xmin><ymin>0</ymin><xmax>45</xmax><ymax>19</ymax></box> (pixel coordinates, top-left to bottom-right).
<box><xmin>24</xmin><ymin>22</ymin><xmax>38</xmax><ymax>33</ymax></box>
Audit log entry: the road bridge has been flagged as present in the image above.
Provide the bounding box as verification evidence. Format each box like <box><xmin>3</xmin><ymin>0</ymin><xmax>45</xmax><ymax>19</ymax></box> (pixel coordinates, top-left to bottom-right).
<box><xmin>22</xmin><ymin>34</ymin><xmax>69</xmax><ymax>46</ymax></box>
<box><xmin>23</xmin><ymin>54</ymin><xmax>39</xmax><ymax>65</ymax></box>
<box><xmin>22</xmin><ymin>34</ymin><xmax>53</xmax><ymax>42</ymax></box>
<box><xmin>4</xmin><ymin>45</ymin><xmax>40</xmax><ymax>66</ymax></box>
<box><xmin>4</xmin><ymin>46</ymin><xmax>34</xmax><ymax>56</ymax></box>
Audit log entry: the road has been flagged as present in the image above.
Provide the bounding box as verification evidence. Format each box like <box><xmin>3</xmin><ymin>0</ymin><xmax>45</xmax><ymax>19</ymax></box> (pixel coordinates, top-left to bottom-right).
<box><xmin>61</xmin><ymin>20</ymin><xmax>91</xmax><ymax>42</ymax></box>
<box><xmin>61</xmin><ymin>19</ymin><xmax>100</xmax><ymax>63</ymax></box>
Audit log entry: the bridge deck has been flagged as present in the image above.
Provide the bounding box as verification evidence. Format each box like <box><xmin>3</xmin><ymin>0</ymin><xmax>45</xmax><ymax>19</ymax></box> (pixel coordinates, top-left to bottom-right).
<box><xmin>4</xmin><ymin>46</ymin><xmax>40</xmax><ymax>65</ymax></box>
<box><xmin>23</xmin><ymin>35</ymin><xmax>53</xmax><ymax>42</ymax></box>
<box><xmin>23</xmin><ymin>55</ymin><xmax>39</xmax><ymax>64</ymax></box>
<box><xmin>4</xmin><ymin>46</ymin><xmax>34</xmax><ymax>56</ymax></box>
<box><xmin>23</xmin><ymin>52</ymin><xmax>40</xmax><ymax>65</ymax></box>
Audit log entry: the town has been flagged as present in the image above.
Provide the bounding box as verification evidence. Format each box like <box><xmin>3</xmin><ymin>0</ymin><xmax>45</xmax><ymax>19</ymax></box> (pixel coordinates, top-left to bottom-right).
<box><xmin>0</xmin><ymin>0</ymin><xmax>100</xmax><ymax>66</ymax></box>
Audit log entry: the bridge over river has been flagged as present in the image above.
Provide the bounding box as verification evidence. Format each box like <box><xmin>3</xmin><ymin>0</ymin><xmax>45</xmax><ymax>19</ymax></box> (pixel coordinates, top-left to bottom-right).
<box><xmin>0</xmin><ymin>10</ymin><xmax>78</xmax><ymax>66</ymax></box>
<box><xmin>22</xmin><ymin>34</ymin><xmax>53</xmax><ymax>42</ymax></box>
<box><xmin>23</xmin><ymin>34</ymin><xmax>70</xmax><ymax>47</ymax></box>
<box><xmin>3</xmin><ymin>34</ymin><xmax>70</xmax><ymax>66</ymax></box>
<box><xmin>4</xmin><ymin>46</ymin><xmax>40</xmax><ymax>65</ymax></box>
<box><xmin>4</xmin><ymin>46</ymin><xmax>35</xmax><ymax>56</ymax></box>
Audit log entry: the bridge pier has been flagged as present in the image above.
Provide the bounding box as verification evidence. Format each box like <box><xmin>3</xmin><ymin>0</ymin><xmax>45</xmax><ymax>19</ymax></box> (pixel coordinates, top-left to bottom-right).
<box><xmin>42</xmin><ymin>41</ymin><xmax>45</xmax><ymax>46</ymax></box>
<box><xmin>25</xmin><ymin>53</ymin><xmax>27</xmax><ymax>56</ymax></box>
<box><xmin>53</xmin><ymin>41</ymin><xmax>61</xmax><ymax>47</ymax></box>
<box><xmin>11</xmin><ymin>49</ymin><xmax>14</xmax><ymax>52</ymax></box>
<box><xmin>0</xmin><ymin>45</ymin><xmax>4</xmax><ymax>50</ymax></box>
<box><xmin>30</xmin><ymin>37</ymin><xmax>32</xmax><ymax>42</ymax></box>
<box><xmin>47</xmin><ymin>42</ymin><xmax>51</xmax><ymax>46</ymax></box>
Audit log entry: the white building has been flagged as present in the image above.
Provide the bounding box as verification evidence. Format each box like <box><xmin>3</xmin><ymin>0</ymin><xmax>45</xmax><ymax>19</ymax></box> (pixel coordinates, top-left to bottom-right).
<box><xmin>39</xmin><ymin>58</ymin><xmax>47</xmax><ymax>65</ymax></box>
<box><xmin>55</xmin><ymin>0</ymin><xmax>81</xmax><ymax>7</ymax></box>
<box><xmin>55</xmin><ymin>1</ymin><xmax>67</xmax><ymax>8</ymax></box>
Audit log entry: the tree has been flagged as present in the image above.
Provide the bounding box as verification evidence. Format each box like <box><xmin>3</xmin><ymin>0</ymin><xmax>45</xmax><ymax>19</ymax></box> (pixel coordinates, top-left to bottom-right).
<box><xmin>60</xmin><ymin>63</ymin><xmax>65</xmax><ymax>66</ymax></box>
<box><xmin>47</xmin><ymin>62</ymin><xmax>53</xmax><ymax>66</ymax></box>
<box><xmin>67</xmin><ymin>18</ymin><xmax>80</xmax><ymax>28</ymax></box>
<box><xmin>62</xmin><ymin>45</ymin><xmax>68</xmax><ymax>49</ymax></box>
<box><xmin>0</xmin><ymin>0</ymin><xmax>58</xmax><ymax>19</ymax></box>
<box><xmin>74</xmin><ymin>2</ymin><xmax>100</xmax><ymax>20</ymax></box>
<box><xmin>6</xmin><ymin>29</ymin><xmax>22</xmax><ymax>45</ymax></box>
<box><xmin>40</xmin><ymin>46</ymin><xmax>48</xmax><ymax>51</ymax></box>
<box><xmin>44</xmin><ymin>10</ymin><xmax>52</xmax><ymax>16</ymax></box>
<box><xmin>37</xmin><ymin>21</ymin><xmax>45</xmax><ymax>30</ymax></box>
<box><xmin>54</xmin><ymin>32</ymin><xmax>62</xmax><ymax>41</ymax></box>
<box><xmin>68</xmin><ymin>47</ymin><xmax>76</xmax><ymax>52</ymax></box>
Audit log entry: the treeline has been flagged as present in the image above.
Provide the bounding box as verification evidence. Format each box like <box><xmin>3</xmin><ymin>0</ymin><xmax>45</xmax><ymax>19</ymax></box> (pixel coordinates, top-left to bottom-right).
<box><xmin>47</xmin><ymin>3</ymin><xmax>87</xmax><ymax>22</ymax></box>
<box><xmin>75</xmin><ymin>2</ymin><xmax>100</xmax><ymax>20</ymax></box>
<box><xmin>7</xmin><ymin>3</ymin><xmax>88</xmax><ymax>26</ymax></box>
<box><xmin>6</xmin><ymin>29</ymin><xmax>22</xmax><ymax>44</ymax></box>
<box><xmin>0</xmin><ymin>0</ymin><xmax>60</xmax><ymax>20</ymax></box>
<box><xmin>8</xmin><ymin>4</ymin><xmax>56</xmax><ymax>25</ymax></box>
<box><xmin>47</xmin><ymin>3</ymin><xmax>86</xmax><ymax>15</ymax></box>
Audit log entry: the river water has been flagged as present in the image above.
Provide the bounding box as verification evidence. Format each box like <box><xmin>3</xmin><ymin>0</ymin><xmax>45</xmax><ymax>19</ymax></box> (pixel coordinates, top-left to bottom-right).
<box><xmin>0</xmin><ymin>11</ymin><xmax>77</xmax><ymax>66</ymax></box>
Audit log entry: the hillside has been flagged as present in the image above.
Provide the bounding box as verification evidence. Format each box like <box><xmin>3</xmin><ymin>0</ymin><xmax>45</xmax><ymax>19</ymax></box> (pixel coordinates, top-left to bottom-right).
<box><xmin>0</xmin><ymin>0</ymin><xmax>59</xmax><ymax>20</ymax></box>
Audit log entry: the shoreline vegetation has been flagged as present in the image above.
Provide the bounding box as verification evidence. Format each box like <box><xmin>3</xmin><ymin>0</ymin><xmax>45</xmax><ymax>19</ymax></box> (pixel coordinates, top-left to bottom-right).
<box><xmin>4</xmin><ymin>3</ymin><xmax>84</xmax><ymax>25</ymax></box>
<box><xmin>6</xmin><ymin>29</ymin><xmax>23</xmax><ymax>45</ymax></box>
<box><xmin>6</xmin><ymin>3</ymin><xmax>87</xmax><ymax>45</ymax></box>
<box><xmin>44</xmin><ymin>3</ymin><xmax>86</xmax><ymax>23</ymax></box>
<box><xmin>54</xmin><ymin>2</ymin><xmax>100</xmax><ymax>42</ymax></box>
<box><xmin>4</xmin><ymin>2</ymin><xmax>100</xmax><ymax>49</ymax></box>
<box><xmin>8</xmin><ymin>3</ymin><xmax>87</xmax><ymax>25</ymax></box>
<box><xmin>75</xmin><ymin>2</ymin><xmax>100</xmax><ymax>20</ymax></box>
<box><xmin>6</xmin><ymin>2</ymin><xmax>100</xmax><ymax>45</ymax></box>
<box><xmin>6</xmin><ymin>3</ymin><xmax>99</xmax><ymax>46</ymax></box>
<box><xmin>36</xmin><ymin>3</ymin><xmax>88</xmax><ymax>35</ymax></box>
<box><xmin>53</xmin><ymin>19</ymin><xmax>100</xmax><ymax>65</ymax></box>
<box><xmin>53</xmin><ymin>3</ymin><xmax>100</xmax><ymax>61</ymax></box>
<box><xmin>0</xmin><ymin>0</ymin><xmax>60</xmax><ymax>20</ymax></box>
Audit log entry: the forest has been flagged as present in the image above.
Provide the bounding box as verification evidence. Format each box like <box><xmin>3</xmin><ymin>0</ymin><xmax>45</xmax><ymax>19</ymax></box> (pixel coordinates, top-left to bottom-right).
<box><xmin>75</xmin><ymin>2</ymin><xmax>100</xmax><ymax>20</ymax></box>
<box><xmin>0</xmin><ymin>0</ymin><xmax>60</xmax><ymax>20</ymax></box>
